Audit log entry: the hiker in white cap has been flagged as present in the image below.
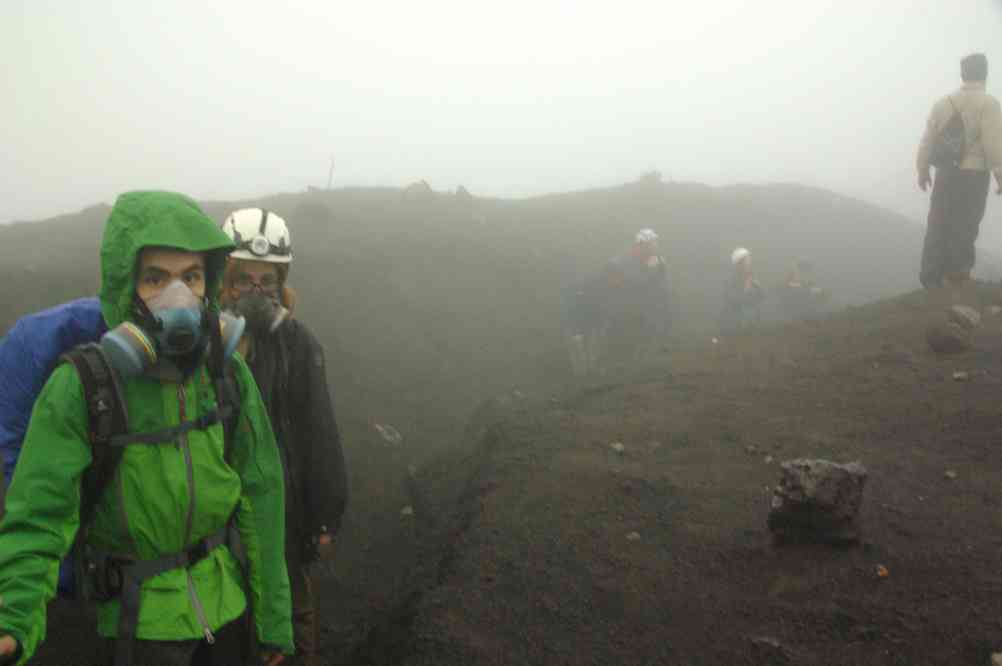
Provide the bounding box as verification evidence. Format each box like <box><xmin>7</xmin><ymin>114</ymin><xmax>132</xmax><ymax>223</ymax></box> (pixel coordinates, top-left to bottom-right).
<box><xmin>719</xmin><ymin>247</ymin><xmax>765</xmax><ymax>337</ymax></box>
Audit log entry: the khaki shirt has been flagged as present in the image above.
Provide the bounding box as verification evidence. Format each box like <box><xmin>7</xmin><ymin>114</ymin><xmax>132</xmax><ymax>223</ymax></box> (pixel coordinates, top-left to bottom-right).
<box><xmin>916</xmin><ymin>82</ymin><xmax>1002</xmax><ymax>176</ymax></box>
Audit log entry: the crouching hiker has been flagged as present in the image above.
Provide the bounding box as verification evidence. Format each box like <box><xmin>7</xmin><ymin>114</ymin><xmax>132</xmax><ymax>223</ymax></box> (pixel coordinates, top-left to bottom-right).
<box><xmin>0</xmin><ymin>191</ymin><xmax>293</xmax><ymax>665</ymax></box>
<box><xmin>221</xmin><ymin>208</ymin><xmax>348</xmax><ymax>666</ymax></box>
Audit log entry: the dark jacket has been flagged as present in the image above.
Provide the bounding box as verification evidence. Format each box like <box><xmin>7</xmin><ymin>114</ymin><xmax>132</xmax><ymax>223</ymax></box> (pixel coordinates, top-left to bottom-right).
<box><xmin>606</xmin><ymin>253</ymin><xmax>673</xmax><ymax>337</ymax></box>
<box><xmin>561</xmin><ymin>253</ymin><xmax>674</xmax><ymax>337</ymax></box>
<box><xmin>719</xmin><ymin>274</ymin><xmax>765</xmax><ymax>336</ymax></box>
<box><xmin>245</xmin><ymin>317</ymin><xmax>348</xmax><ymax>561</ymax></box>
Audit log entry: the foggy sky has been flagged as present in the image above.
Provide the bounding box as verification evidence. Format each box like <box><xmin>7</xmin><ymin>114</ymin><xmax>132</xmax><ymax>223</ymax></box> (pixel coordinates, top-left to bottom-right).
<box><xmin>2</xmin><ymin>1</ymin><xmax>1000</xmax><ymax>232</ymax></box>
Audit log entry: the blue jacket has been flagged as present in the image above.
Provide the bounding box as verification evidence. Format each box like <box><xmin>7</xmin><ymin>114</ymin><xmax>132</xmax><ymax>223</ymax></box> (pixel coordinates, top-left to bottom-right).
<box><xmin>0</xmin><ymin>298</ymin><xmax>106</xmax><ymax>484</ymax></box>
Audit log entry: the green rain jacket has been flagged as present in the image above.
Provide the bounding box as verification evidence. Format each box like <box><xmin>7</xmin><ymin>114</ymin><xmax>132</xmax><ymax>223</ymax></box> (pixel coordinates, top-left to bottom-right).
<box><xmin>0</xmin><ymin>191</ymin><xmax>294</xmax><ymax>662</ymax></box>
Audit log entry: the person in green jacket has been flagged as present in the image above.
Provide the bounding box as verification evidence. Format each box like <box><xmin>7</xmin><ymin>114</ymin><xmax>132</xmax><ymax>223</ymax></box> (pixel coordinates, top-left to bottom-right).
<box><xmin>0</xmin><ymin>191</ymin><xmax>293</xmax><ymax>665</ymax></box>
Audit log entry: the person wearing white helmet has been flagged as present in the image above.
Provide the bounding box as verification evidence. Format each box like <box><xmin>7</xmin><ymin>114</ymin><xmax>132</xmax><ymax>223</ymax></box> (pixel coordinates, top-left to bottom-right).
<box><xmin>719</xmin><ymin>246</ymin><xmax>766</xmax><ymax>337</ymax></box>
<box><xmin>561</xmin><ymin>228</ymin><xmax>674</xmax><ymax>376</ymax></box>
<box><xmin>220</xmin><ymin>208</ymin><xmax>348</xmax><ymax>666</ymax></box>
<box><xmin>605</xmin><ymin>228</ymin><xmax>674</xmax><ymax>349</ymax></box>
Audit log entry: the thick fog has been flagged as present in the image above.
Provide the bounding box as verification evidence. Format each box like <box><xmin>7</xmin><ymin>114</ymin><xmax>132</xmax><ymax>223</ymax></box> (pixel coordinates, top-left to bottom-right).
<box><xmin>2</xmin><ymin>1</ymin><xmax>1000</xmax><ymax>231</ymax></box>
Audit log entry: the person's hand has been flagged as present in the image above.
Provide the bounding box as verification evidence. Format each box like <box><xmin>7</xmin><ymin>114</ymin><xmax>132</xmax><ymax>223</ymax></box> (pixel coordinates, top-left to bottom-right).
<box><xmin>918</xmin><ymin>170</ymin><xmax>932</xmax><ymax>192</ymax></box>
<box><xmin>995</xmin><ymin>173</ymin><xmax>1001</xmax><ymax>195</ymax></box>
<box><xmin>260</xmin><ymin>649</ymin><xmax>286</xmax><ymax>665</ymax></box>
<box><xmin>0</xmin><ymin>635</ymin><xmax>18</xmax><ymax>661</ymax></box>
<box><xmin>316</xmin><ymin>533</ymin><xmax>335</xmax><ymax>560</ymax></box>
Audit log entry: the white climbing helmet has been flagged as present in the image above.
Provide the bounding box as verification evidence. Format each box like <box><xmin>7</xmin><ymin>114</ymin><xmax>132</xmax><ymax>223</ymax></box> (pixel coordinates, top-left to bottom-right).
<box><xmin>221</xmin><ymin>208</ymin><xmax>293</xmax><ymax>264</ymax></box>
<box><xmin>635</xmin><ymin>228</ymin><xmax>659</xmax><ymax>244</ymax></box>
<box><xmin>731</xmin><ymin>247</ymin><xmax>751</xmax><ymax>266</ymax></box>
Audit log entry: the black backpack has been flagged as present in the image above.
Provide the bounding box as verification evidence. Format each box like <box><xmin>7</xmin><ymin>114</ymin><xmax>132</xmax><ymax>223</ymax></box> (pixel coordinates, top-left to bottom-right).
<box><xmin>929</xmin><ymin>97</ymin><xmax>967</xmax><ymax>169</ymax></box>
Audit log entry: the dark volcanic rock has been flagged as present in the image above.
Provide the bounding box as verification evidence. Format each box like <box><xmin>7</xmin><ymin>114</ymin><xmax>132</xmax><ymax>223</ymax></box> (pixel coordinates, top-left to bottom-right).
<box><xmin>768</xmin><ymin>458</ymin><xmax>867</xmax><ymax>544</ymax></box>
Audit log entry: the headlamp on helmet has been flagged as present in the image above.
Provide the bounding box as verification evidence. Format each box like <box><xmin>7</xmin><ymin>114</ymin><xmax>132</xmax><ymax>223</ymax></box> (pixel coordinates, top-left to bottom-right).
<box><xmin>221</xmin><ymin>208</ymin><xmax>293</xmax><ymax>264</ymax></box>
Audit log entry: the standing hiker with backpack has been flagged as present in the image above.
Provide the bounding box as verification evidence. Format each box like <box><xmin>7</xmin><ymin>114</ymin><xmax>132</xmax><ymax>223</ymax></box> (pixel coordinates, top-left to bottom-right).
<box><xmin>220</xmin><ymin>208</ymin><xmax>348</xmax><ymax>666</ymax></box>
<box><xmin>917</xmin><ymin>53</ymin><xmax>1002</xmax><ymax>291</ymax></box>
<box><xmin>560</xmin><ymin>228</ymin><xmax>675</xmax><ymax>377</ymax></box>
<box><xmin>719</xmin><ymin>247</ymin><xmax>766</xmax><ymax>338</ymax></box>
<box><xmin>0</xmin><ymin>191</ymin><xmax>293</xmax><ymax>665</ymax></box>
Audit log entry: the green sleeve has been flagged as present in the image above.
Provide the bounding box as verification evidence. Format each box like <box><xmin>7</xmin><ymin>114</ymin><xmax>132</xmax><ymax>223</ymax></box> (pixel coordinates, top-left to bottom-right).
<box><xmin>229</xmin><ymin>357</ymin><xmax>294</xmax><ymax>654</ymax></box>
<box><xmin>0</xmin><ymin>365</ymin><xmax>91</xmax><ymax>664</ymax></box>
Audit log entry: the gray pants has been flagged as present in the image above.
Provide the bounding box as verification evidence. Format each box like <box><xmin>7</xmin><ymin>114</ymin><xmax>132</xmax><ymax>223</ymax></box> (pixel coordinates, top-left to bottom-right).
<box><xmin>920</xmin><ymin>167</ymin><xmax>992</xmax><ymax>288</ymax></box>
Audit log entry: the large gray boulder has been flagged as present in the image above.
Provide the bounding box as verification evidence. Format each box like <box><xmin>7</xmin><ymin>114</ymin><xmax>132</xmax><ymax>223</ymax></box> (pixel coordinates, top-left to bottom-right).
<box><xmin>768</xmin><ymin>459</ymin><xmax>867</xmax><ymax>544</ymax></box>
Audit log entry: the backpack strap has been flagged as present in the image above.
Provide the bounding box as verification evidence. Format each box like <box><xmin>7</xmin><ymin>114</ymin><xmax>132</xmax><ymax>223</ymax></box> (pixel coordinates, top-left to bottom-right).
<box><xmin>109</xmin><ymin>411</ymin><xmax>223</xmax><ymax>447</ymax></box>
<box><xmin>61</xmin><ymin>344</ymin><xmax>128</xmax><ymax>528</ymax></box>
<box><xmin>204</xmin><ymin>309</ymin><xmax>242</xmax><ymax>463</ymax></box>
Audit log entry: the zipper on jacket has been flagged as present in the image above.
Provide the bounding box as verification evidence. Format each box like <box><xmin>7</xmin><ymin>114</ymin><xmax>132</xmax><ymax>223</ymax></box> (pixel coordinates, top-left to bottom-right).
<box><xmin>177</xmin><ymin>382</ymin><xmax>214</xmax><ymax>644</ymax></box>
<box><xmin>177</xmin><ymin>384</ymin><xmax>196</xmax><ymax>545</ymax></box>
<box><xmin>187</xmin><ymin>569</ymin><xmax>216</xmax><ymax>644</ymax></box>
<box><xmin>275</xmin><ymin>341</ymin><xmax>300</xmax><ymax>513</ymax></box>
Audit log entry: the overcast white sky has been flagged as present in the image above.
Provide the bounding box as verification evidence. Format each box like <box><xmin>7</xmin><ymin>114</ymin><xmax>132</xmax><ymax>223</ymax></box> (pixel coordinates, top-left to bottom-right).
<box><xmin>2</xmin><ymin>1</ymin><xmax>1000</xmax><ymax>226</ymax></box>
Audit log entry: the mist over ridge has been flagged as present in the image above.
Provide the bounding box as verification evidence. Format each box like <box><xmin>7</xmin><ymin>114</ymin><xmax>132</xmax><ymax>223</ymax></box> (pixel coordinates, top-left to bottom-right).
<box><xmin>2</xmin><ymin>2</ymin><xmax>1000</xmax><ymax>243</ymax></box>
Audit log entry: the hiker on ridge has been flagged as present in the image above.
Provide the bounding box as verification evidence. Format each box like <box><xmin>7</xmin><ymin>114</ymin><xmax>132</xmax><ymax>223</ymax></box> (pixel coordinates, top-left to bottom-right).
<box><xmin>719</xmin><ymin>247</ymin><xmax>765</xmax><ymax>337</ymax></box>
<box><xmin>0</xmin><ymin>191</ymin><xmax>293</xmax><ymax>665</ymax></box>
<box><xmin>560</xmin><ymin>270</ymin><xmax>610</xmax><ymax>377</ymax></box>
<box><xmin>561</xmin><ymin>228</ymin><xmax>674</xmax><ymax>376</ymax></box>
<box><xmin>221</xmin><ymin>208</ymin><xmax>348</xmax><ymax>666</ymax></box>
<box><xmin>917</xmin><ymin>52</ymin><xmax>1002</xmax><ymax>290</ymax></box>
<box><xmin>605</xmin><ymin>228</ymin><xmax>674</xmax><ymax>355</ymax></box>
<box><xmin>777</xmin><ymin>259</ymin><xmax>828</xmax><ymax>320</ymax></box>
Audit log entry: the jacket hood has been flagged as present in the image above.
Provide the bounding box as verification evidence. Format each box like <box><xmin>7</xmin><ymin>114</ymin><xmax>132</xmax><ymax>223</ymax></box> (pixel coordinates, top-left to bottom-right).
<box><xmin>99</xmin><ymin>191</ymin><xmax>235</xmax><ymax>328</ymax></box>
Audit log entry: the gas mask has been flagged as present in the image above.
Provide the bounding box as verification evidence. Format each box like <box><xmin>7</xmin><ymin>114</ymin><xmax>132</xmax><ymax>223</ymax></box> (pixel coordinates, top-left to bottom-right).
<box><xmin>146</xmin><ymin>280</ymin><xmax>206</xmax><ymax>356</ymax></box>
<box><xmin>229</xmin><ymin>291</ymin><xmax>288</xmax><ymax>337</ymax></box>
<box><xmin>100</xmin><ymin>280</ymin><xmax>246</xmax><ymax>380</ymax></box>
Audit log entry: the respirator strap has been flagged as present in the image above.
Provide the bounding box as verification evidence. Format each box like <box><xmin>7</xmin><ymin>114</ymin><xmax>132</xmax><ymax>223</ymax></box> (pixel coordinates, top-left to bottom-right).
<box><xmin>131</xmin><ymin>296</ymin><xmax>162</xmax><ymax>334</ymax></box>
